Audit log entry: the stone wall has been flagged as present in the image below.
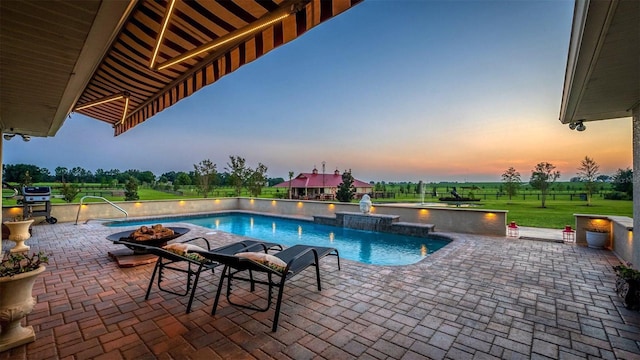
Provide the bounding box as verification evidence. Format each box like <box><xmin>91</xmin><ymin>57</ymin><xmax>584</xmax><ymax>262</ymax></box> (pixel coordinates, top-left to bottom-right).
<box><xmin>574</xmin><ymin>214</ymin><xmax>634</xmax><ymax>264</ymax></box>
<box><xmin>3</xmin><ymin>198</ymin><xmax>508</xmax><ymax>236</ymax></box>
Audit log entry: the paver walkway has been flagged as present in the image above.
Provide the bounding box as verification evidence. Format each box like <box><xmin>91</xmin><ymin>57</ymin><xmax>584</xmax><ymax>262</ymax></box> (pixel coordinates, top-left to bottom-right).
<box><xmin>1</xmin><ymin>221</ymin><xmax>639</xmax><ymax>359</ymax></box>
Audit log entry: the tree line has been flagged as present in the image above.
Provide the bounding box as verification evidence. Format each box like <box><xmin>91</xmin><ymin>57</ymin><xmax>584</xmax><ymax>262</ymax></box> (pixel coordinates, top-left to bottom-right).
<box><xmin>2</xmin><ymin>158</ymin><xmax>284</xmax><ymax>192</ymax></box>
<box><xmin>500</xmin><ymin>157</ymin><xmax>632</xmax><ymax>208</ymax></box>
<box><xmin>2</xmin><ymin>155</ymin><xmax>282</xmax><ymax>202</ymax></box>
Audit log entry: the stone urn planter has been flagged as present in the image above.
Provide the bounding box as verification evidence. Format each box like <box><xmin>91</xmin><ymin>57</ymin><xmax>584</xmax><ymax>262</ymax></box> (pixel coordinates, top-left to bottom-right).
<box><xmin>585</xmin><ymin>230</ymin><xmax>609</xmax><ymax>249</ymax></box>
<box><xmin>0</xmin><ymin>264</ymin><xmax>46</xmax><ymax>351</ymax></box>
<box><xmin>359</xmin><ymin>194</ymin><xmax>372</xmax><ymax>214</ymax></box>
<box><xmin>3</xmin><ymin>219</ymin><xmax>34</xmax><ymax>253</ymax></box>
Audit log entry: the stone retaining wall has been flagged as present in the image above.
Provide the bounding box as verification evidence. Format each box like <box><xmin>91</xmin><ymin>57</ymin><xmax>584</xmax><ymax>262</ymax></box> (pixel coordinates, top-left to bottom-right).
<box><xmin>2</xmin><ymin>198</ymin><xmax>508</xmax><ymax>236</ymax></box>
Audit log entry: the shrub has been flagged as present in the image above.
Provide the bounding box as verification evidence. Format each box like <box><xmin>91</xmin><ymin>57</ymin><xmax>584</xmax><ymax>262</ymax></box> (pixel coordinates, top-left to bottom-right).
<box><xmin>604</xmin><ymin>191</ymin><xmax>631</xmax><ymax>200</ymax></box>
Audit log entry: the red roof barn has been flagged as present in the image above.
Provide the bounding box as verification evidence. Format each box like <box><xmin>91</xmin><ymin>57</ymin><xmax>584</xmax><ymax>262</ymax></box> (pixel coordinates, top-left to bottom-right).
<box><xmin>274</xmin><ymin>168</ymin><xmax>372</xmax><ymax>200</ymax></box>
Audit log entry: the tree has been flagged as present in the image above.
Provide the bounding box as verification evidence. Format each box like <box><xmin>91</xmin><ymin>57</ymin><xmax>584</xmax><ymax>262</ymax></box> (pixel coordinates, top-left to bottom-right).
<box><xmin>336</xmin><ymin>170</ymin><xmax>356</xmax><ymax>202</ymax></box>
<box><xmin>246</xmin><ymin>163</ymin><xmax>268</xmax><ymax>197</ymax></box>
<box><xmin>529</xmin><ymin>162</ymin><xmax>560</xmax><ymax>208</ymax></box>
<box><xmin>268</xmin><ymin>177</ymin><xmax>284</xmax><ymax>187</ymax></box>
<box><xmin>21</xmin><ymin>172</ymin><xmax>32</xmax><ymax>189</ymax></box>
<box><xmin>60</xmin><ymin>182</ymin><xmax>81</xmax><ymax>203</ymax></box>
<box><xmin>577</xmin><ymin>156</ymin><xmax>600</xmax><ymax>206</ymax></box>
<box><xmin>54</xmin><ymin>166</ymin><xmax>69</xmax><ymax>183</ymax></box>
<box><xmin>288</xmin><ymin>171</ymin><xmax>294</xmax><ymax>199</ymax></box>
<box><xmin>501</xmin><ymin>167</ymin><xmax>521</xmax><ymax>200</ymax></box>
<box><xmin>70</xmin><ymin>166</ymin><xmax>91</xmax><ymax>183</ymax></box>
<box><xmin>138</xmin><ymin>171</ymin><xmax>156</xmax><ymax>185</ymax></box>
<box><xmin>193</xmin><ymin>159</ymin><xmax>217</xmax><ymax>198</ymax></box>
<box><xmin>612</xmin><ymin>168</ymin><xmax>633</xmax><ymax>198</ymax></box>
<box><xmin>94</xmin><ymin>168</ymin><xmax>110</xmax><ymax>187</ymax></box>
<box><xmin>124</xmin><ymin>177</ymin><xmax>139</xmax><ymax>201</ymax></box>
<box><xmin>173</xmin><ymin>172</ymin><xmax>191</xmax><ymax>192</ymax></box>
<box><xmin>3</xmin><ymin>164</ymin><xmax>44</xmax><ymax>183</ymax></box>
<box><xmin>226</xmin><ymin>155</ymin><xmax>248</xmax><ymax>196</ymax></box>
<box><xmin>160</xmin><ymin>171</ymin><xmax>177</xmax><ymax>183</ymax></box>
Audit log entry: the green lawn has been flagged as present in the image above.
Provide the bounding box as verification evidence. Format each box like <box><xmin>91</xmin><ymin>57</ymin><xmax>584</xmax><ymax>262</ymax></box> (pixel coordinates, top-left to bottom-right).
<box><xmin>474</xmin><ymin>199</ymin><xmax>632</xmax><ymax>228</ymax></box>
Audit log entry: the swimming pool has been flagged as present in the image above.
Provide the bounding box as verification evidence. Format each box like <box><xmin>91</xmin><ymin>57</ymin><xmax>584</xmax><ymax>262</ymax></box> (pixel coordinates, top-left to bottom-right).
<box><xmin>109</xmin><ymin>213</ymin><xmax>451</xmax><ymax>266</ymax></box>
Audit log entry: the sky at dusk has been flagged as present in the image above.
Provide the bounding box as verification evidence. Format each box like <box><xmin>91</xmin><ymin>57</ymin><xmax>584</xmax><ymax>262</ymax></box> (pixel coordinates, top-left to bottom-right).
<box><xmin>3</xmin><ymin>0</ymin><xmax>633</xmax><ymax>183</ymax></box>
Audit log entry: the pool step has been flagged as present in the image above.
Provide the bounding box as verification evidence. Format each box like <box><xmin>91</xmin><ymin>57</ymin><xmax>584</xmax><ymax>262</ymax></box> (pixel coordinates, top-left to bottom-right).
<box><xmin>392</xmin><ymin>222</ymin><xmax>436</xmax><ymax>237</ymax></box>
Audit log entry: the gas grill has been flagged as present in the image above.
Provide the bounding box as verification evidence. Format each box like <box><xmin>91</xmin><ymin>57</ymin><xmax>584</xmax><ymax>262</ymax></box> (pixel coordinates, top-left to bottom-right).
<box><xmin>22</xmin><ymin>186</ymin><xmax>57</xmax><ymax>224</ymax></box>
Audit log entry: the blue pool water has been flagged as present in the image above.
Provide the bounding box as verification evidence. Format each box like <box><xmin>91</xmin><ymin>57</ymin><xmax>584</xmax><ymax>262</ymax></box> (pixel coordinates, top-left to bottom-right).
<box><xmin>109</xmin><ymin>213</ymin><xmax>451</xmax><ymax>266</ymax></box>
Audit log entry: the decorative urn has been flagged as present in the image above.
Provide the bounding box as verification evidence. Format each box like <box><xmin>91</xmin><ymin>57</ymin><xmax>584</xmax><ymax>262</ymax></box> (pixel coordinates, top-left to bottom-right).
<box><xmin>359</xmin><ymin>194</ymin><xmax>372</xmax><ymax>214</ymax></box>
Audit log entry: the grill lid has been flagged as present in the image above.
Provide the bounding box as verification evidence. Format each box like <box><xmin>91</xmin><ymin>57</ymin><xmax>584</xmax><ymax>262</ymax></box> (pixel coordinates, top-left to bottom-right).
<box><xmin>22</xmin><ymin>186</ymin><xmax>51</xmax><ymax>196</ymax></box>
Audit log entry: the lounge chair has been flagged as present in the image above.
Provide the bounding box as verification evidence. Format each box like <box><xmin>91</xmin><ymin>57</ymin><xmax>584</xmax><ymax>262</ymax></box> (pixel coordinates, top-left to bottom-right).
<box><xmin>195</xmin><ymin>244</ymin><xmax>340</xmax><ymax>331</ymax></box>
<box><xmin>114</xmin><ymin>238</ymin><xmax>282</xmax><ymax>313</ymax></box>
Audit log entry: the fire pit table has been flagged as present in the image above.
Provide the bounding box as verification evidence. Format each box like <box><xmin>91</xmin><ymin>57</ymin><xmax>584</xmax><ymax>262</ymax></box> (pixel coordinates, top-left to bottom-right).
<box><xmin>107</xmin><ymin>226</ymin><xmax>190</xmax><ymax>267</ymax></box>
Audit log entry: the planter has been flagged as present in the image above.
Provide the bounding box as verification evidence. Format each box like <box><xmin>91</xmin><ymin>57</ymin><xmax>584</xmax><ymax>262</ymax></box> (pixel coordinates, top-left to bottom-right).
<box><xmin>615</xmin><ymin>277</ymin><xmax>640</xmax><ymax>310</ymax></box>
<box><xmin>585</xmin><ymin>230</ymin><xmax>608</xmax><ymax>249</ymax></box>
<box><xmin>3</xmin><ymin>219</ymin><xmax>34</xmax><ymax>253</ymax></box>
<box><xmin>0</xmin><ymin>265</ymin><xmax>45</xmax><ymax>351</ymax></box>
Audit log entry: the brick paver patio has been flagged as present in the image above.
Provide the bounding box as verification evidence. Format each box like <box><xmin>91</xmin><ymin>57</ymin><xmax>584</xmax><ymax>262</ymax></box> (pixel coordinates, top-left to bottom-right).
<box><xmin>1</xmin><ymin>220</ymin><xmax>639</xmax><ymax>359</ymax></box>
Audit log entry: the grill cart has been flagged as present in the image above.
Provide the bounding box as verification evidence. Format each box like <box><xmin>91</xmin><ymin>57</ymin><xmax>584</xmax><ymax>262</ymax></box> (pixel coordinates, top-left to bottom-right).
<box><xmin>22</xmin><ymin>186</ymin><xmax>57</xmax><ymax>224</ymax></box>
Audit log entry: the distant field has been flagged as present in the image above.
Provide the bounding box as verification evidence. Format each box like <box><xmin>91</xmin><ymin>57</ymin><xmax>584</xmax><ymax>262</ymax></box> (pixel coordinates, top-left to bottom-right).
<box><xmin>3</xmin><ymin>182</ymin><xmax>631</xmax><ymax>229</ymax></box>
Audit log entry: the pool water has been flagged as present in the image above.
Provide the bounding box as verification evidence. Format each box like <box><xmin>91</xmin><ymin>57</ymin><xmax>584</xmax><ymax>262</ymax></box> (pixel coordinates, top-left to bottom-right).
<box><xmin>109</xmin><ymin>213</ymin><xmax>451</xmax><ymax>266</ymax></box>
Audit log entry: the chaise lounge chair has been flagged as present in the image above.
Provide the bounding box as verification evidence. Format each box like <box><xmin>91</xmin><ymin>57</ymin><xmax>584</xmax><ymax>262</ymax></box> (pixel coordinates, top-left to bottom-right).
<box><xmin>115</xmin><ymin>238</ymin><xmax>282</xmax><ymax>313</ymax></box>
<box><xmin>194</xmin><ymin>244</ymin><xmax>340</xmax><ymax>331</ymax></box>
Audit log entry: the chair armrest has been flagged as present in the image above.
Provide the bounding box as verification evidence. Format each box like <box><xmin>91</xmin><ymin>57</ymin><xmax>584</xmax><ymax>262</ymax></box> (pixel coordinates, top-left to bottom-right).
<box><xmin>281</xmin><ymin>247</ymin><xmax>320</xmax><ymax>274</ymax></box>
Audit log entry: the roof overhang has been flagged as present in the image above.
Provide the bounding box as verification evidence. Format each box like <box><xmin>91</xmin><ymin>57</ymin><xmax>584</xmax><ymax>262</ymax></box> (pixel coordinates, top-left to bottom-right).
<box><xmin>0</xmin><ymin>0</ymin><xmax>362</xmax><ymax>138</ymax></box>
<box><xmin>0</xmin><ymin>0</ymin><xmax>135</xmax><ymax>137</ymax></box>
<box><xmin>559</xmin><ymin>0</ymin><xmax>639</xmax><ymax>124</ymax></box>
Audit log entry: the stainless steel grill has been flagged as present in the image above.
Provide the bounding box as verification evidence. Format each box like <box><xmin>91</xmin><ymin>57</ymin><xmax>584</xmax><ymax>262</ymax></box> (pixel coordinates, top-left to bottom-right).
<box><xmin>23</xmin><ymin>186</ymin><xmax>51</xmax><ymax>202</ymax></box>
<box><xmin>22</xmin><ymin>186</ymin><xmax>57</xmax><ymax>224</ymax></box>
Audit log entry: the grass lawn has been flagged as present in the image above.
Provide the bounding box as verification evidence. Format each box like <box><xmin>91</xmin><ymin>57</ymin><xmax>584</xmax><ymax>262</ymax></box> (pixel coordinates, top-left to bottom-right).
<box><xmin>474</xmin><ymin>199</ymin><xmax>632</xmax><ymax>228</ymax></box>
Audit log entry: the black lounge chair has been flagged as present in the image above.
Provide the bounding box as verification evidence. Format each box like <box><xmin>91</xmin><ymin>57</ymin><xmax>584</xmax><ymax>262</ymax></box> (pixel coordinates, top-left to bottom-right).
<box><xmin>195</xmin><ymin>244</ymin><xmax>340</xmax><ymax>331</ymax></box>
<box><xmin>115</xmin><ymin>238</ymin><xmax>282</xmax><ymax>313</ymax></box>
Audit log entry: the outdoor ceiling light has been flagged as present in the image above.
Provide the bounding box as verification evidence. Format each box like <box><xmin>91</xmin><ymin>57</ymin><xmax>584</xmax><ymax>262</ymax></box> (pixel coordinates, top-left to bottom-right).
<box><xmin>3</xmin><ymin>133</ymin><xmax>30</xmax><ymax>142</ymax></box>
<box><xmin>568</xmin><ymin>120</ymin><xmax>586</xmax><ymax>131</ymax></box>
